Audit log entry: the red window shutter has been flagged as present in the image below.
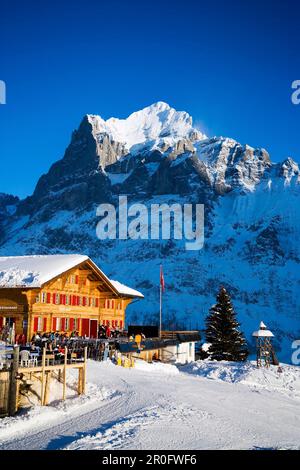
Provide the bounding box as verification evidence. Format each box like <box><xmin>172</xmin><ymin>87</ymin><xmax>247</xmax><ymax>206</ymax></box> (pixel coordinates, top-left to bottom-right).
<box><xmin>61</xmin><ymin>318</ymin><xmax>66</xmax><ymax>331</ymax></box>
<box><xmin>76</xmin><ymin>296</ymin><xmax>80</xmax><ymax>306</ymax></box>
<box><xmin>52</xmin><ymin>293</ymin><xmax>56</xmax><ymax>304</ymax></box>
<box><xmin>43</xmin><ymin>317</ymin><xmax>47</xmax><ymax>332</ymax></box>
<box><xmin>115</xmin><ymin>320</ymin><xmax>118</xmax><ymax>327</ymax></box>
<box><xmin>52</xmin><ymin>317</ymin><xmax>57</xmax><ymax>331</ymax></box>
<box><xmin>70</xmin><ymin>318</ymin><xmax>74</xmax><ymax>331</ymax></box>
<box><xmin>75</xmin><ymin>275</ymin><xmax>79</xmax><ymax>284</ymax></box>
<box><xmin>33</xmin><ymin>317</ymin><xmax>39</xmax><ymax>332</ymax></box>
<box><xmin>112</xmin><ymin>320</ymin><xmax>115</xmax><ymax>328</ymax></box>
<box><xmin>83</xmin><ymin>297</ymin><xmax>86</xmax><ymax>307</ymax></box>
<box><xmin>95</xmin><ymin>298</ymin><xmax>99</xmax><ymax>308</ymax></box>
<box><xmin>47</xmin><ymin>292</ymin><xmax>51</xmax><ymax>303</ymax></box>
<box><xmin>120</xmin><ymin>320</ymin><xmax>123</xmax><ymax>328</ymax></box>
<box><xmin>112</xmin><ymin>300</ymin><xmax>115</xmax><ymax>309</ymax></box>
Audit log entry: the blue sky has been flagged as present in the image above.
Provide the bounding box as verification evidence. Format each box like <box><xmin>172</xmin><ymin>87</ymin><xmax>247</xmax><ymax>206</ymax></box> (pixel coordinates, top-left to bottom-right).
<box><xmin>0</xmin><ymin>0</ymin><xmax>299</xmax><ymax>198</ymax></box>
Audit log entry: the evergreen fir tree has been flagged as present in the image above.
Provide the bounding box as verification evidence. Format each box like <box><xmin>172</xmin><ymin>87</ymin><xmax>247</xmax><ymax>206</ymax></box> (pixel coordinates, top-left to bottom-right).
<box><xmin>205</xmin><ymin>287</ymin><xmax>249</xmax><ymax>361</ymax></box>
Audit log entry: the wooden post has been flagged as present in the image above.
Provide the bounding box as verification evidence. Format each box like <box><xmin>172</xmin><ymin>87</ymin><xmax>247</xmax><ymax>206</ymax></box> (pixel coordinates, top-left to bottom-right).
<box><xmin>41</xmin><ymin>347</ymin><xmax>46</xmax><ymax>405</ymax></box>
<box><xmin>8</xmin><ymin>346</ymin><xmax>19</xmax><ymax>416</ymax></box>
<box><xmin>77</xmin><ymin>368</ymin><xmax>82</xmax><ymax>395</ymax></box>
<box><xmin>44</xmin><ymin>372</ymin><xmax>50</xmax><ymax>405</ymax></box>
<box><xmin>63</xmin><ymin>347</ymin><xmax>67</xmax><ymax>401</ymax></box>
<box><xmin>82</xmin><ymin>347</ymin><xmax>87</xmax><ymax>394</ymax></box>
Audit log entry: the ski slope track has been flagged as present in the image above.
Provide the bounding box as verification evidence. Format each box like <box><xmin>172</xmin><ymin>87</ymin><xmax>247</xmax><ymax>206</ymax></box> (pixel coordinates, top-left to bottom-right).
<box><xmin>0</xmin><ymin>360</ymin><xmax>299</xmax><ymax>450</ymax></box>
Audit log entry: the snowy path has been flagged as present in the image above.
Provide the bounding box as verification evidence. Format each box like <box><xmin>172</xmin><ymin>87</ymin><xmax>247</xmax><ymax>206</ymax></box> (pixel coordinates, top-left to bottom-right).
<box><xmin>0</xmin><ymin>360</ymin><xmax>299</xmax><ymax>450</ymax></box>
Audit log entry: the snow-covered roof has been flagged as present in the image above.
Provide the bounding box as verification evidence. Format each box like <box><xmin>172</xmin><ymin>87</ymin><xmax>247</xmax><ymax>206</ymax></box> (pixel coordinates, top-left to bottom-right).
<box><xmin>0</xmin><ymin>255</ymin><xmax>144</xmax><ymax>299</ymax></box>
<box><xmin>110</xmin><ymin>280</ymin><xmax>144</xmax><ymax>298</ymax></box>
<box><xmin>252</xmin><ymin>330</ymin><xmax>274</xmax><ymax>338</ymax></box>
<box><xmin>0</xmin><ymin>255</ymin><xmax>89</xmax><ymax>288</ymax></box>
<box><xmin>252</xmin><ymin>321</ymin><xmax>274</xmax><ymax>338</ymax></box>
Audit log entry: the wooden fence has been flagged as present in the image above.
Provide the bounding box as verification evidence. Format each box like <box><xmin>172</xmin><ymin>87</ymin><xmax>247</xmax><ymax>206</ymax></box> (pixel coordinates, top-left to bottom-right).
<box><xmin>0</xmin><ymin>346</ymin><xmax>87</xmax><ymax>417</ymax></box>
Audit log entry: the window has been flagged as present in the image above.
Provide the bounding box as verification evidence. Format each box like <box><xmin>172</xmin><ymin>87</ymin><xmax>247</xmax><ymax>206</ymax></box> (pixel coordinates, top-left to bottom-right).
<box><xmin>66</xmin><ymin>295</ymin><xmax>69</xmax><ymax>305</ymax></box>
<box><xmin>37</xmin><ymin>317</ymin><xmax>43</xmax><ymax>331</ymax></box>
<box><xmin>41</xmin><ymin>292</ymin><xmax>47</xmax><ymax>303</ymax></box>
<box><xmin>55</xmin><ymin>293</ymin><xmax>60</xmax><ymax>305</ymax></box>
<box><xmin>56</xmin><ymin>318</ymin><xmax>61</xmax><ymax>330</ymax></box>
<box><xmin>65</xmin><ymin>318</ymin><xmax>69</xmax><ymax>331</ymax></box>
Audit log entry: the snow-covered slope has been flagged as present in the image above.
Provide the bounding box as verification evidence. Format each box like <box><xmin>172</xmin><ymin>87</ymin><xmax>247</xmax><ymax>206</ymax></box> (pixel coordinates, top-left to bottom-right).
<box><xmin>0</xmin><ymin>102</ymin><xmax>299</xmax><ymax>362</ymax></box>
<box><xmin>1</xmin><ymin>360</ymin><xmax>299</xmax><ymax>450</ymax></box>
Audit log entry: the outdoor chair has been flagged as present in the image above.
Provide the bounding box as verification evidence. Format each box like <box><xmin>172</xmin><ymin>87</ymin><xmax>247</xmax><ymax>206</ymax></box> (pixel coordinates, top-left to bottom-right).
<box><xmin>45</xmin><ymin>354</ymin><xmax>55</xmax><ymax>366</ymax></box>
<box><xmin>29</xmin><ymin>353</ymin><xmax>38</xmax><ymax>367</ymax></box>
<box><xmin>20</xmin><ymin>349</ymin><xmax>30</xmax><ymax>366</ymax></box>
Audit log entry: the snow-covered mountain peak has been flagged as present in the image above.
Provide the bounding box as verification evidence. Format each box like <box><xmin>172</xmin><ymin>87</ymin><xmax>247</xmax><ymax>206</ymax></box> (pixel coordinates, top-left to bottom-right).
<box><xmin>86</xmin><ymin>102</ymin><xmax>206</xmax><ymax>154</ymax></box>
<box><xmin>280</xmin><ymin>157</ymin><xmax>300</xmax><ymax>185</ymax></box>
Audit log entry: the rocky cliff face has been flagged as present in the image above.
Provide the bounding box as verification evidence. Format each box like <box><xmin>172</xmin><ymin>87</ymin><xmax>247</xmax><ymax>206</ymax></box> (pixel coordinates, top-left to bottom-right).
<box><xmin>0</xmin><ymin>102</ymin><xmax>299</xmax><ymax>361</ymax></box>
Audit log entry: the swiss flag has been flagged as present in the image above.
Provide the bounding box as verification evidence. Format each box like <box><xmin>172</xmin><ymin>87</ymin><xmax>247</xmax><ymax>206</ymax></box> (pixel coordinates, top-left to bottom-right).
<box><xmin>160</xmin><ymin>265</ymin><xmax>165</xmax><ymax>293</ymax></box>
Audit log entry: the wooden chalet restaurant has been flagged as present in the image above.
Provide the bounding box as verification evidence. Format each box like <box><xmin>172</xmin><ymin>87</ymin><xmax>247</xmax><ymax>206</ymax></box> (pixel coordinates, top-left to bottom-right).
<box><xmin>0</xmin><ymin>254</ymin><xmax>144</xmax><ymax>342</ymax></box>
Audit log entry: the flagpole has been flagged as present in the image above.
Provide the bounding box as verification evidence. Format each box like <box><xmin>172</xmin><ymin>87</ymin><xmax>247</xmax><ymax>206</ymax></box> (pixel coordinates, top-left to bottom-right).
<box><xmin>159</xmin><ymin>280</ymin><xmax>162</xmax><ymax>339</ymax></box>
<box><xmin>159</xmin><ymin>264</ymin><xmax>164</xmax><ymax>339</ymax></box>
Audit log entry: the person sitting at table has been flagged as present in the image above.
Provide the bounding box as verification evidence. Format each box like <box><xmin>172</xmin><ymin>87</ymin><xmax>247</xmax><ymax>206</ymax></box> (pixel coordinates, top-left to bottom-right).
<box><xmin>30</xmin><ymin>343</ymin><xmax>37</xmax><ymax>352</ymax></box>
